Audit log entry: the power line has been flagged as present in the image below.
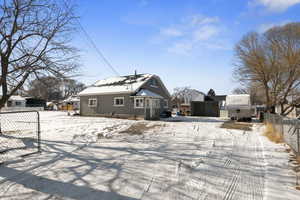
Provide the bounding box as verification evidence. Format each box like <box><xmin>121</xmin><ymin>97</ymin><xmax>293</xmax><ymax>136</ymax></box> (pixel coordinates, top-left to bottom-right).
<box><xmin>62</xmin><ymin>0</ymin><xmax>120</xmax><ymax>76</ymax></box>
<box><xmin>76</xmin><ymin>21</ymin><xmax>120</xmax><ymax>76</ymax></box>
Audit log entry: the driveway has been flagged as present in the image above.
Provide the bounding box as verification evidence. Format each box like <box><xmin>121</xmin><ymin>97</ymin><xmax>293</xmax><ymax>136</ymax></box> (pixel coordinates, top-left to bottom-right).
<box><xmin>0</xmin><ymin>112</ymin><xmax>299</xmax><ymax>199</ymax></box>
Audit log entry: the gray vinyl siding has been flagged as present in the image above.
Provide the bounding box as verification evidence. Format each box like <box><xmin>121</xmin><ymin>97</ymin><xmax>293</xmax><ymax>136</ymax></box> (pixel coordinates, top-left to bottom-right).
<box><xmin>80</xmin><ymin>93</ymin><xmax>144</xmax><ymax>116</ymax></box>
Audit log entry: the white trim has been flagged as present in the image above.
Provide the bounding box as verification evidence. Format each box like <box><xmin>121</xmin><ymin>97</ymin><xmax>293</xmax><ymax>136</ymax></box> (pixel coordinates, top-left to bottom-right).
<box><xmin>88</xmin><ymin>98</ymin><xmax>97</xmax><ymax>107</ymax></box>
<box><xmin>133</xmin><ymin>96</ymin><xmax>163</xmax><ymax>99</ymax></box>
<box><xmin>113</xmin><ymin>97</ymin><xmax>125</xmax><ymax>106</ymax></box>
<box><xmin>134</xmin><ymin>97</ymin><xmax>144</xmax><ymax>109</ymax></box>
<box><xmin>153</xmin><ymin>99</ymin><xmax>160</xmax><ymax>108</ymax></box>
<box><xmin>164</xmin><ymin>99</ymin><xmax>169</xmax><ymax>108</ymax></box>
<box><xmin>79</xmin><ymin>91</ymin><xmax>132</xmax><ymax>96</ymax></box>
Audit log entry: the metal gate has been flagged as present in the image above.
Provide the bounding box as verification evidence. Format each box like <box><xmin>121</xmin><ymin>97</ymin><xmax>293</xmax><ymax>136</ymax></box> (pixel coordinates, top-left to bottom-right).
<box><xmin>0</xmin><ymin>111</ymin><xmax>41</xmax><ymax>163</ymax></box>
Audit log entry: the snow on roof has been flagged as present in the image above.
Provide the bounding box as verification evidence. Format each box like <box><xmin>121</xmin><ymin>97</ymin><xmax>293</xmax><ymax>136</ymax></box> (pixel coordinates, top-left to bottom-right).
<box><xmin>9</xmin><ymin>95</ymin><xmax>26</xmax><ymax>101</ymax></box>
<box><xmin>63</xmin><ymin>95</ymin><xmax>80</xmax><ymax>102</ymax></box>
<box><xmin>94</xmin><ymin>76</ymin><xmax>127</xmax><ymax>86</ymax></box>
<box><xmin>79</xmin><ymin>74</ymin><xmax>154</xmax><ymax>96</ymax></box>
<box><xmin>135</xmin><ymin>89</ymin><xmax>163</xmax><ymax>98</ymax></box>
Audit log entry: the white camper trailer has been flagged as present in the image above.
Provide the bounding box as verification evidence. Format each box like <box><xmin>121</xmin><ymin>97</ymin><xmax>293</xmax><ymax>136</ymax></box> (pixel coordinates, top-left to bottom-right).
<box><xmin>226</xmin><ymin>94</ymin><xmax>252</xmax><ymax>121</ymax></box>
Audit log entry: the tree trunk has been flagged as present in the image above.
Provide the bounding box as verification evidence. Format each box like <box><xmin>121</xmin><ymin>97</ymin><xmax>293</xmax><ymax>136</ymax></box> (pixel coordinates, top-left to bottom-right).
<box><xmin>0</xmin><ymin>55</ymin><xmax>9</xmax><ymax>109</ymax></box>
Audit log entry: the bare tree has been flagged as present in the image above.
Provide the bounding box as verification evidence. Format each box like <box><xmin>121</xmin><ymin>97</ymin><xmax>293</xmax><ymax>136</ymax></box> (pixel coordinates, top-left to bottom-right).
<box><xmin>0</xmin><ymin>0</ymin><xmax>78</xmax><ymax>108</ymax></box>
<box><xmin>61</xmin><ymin>79</ymin><xmax>85</xmax><ymax>99</ymax></box>
<box><xmin>232</xmin><ymin>87</ymin><xmax>248</xmax><ymax>95</ymax></box>
<box><xmin>27</xmin><ymin>77</ymin><xmax>85</xmax><ymax>101</ymax></box>
<box><xmin>207</xmin><ymin>88</ymin><xmax>216</xmax><ymax>96</ymax></box>
<box><xmin>27</xmin><ymin>76</ymin><xmax>62</xmax><ymax>101</ymax></box>
<box><xmin>232</xmin><ymin>83</ymin><xmax>265</xmax><ymax>105</ymax></box>
<box><xmin>234</xmin><ymin>23</ymin><xmax>300</xmax><ymax>116</ymax></box>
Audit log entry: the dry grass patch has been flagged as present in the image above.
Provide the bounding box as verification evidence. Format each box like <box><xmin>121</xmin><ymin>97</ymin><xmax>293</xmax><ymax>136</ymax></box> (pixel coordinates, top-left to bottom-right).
<box><xmin>263</xmin><ymin>123</ymin><xmax>284</xmax><ymax>143</ymax></box>
<box><xmin>120</xmin><ymin>122</ymin><xmax>163</xmax><ymax>135</ymax></box>
<box><xmin>220</xmin><ymin>121</ymin><xmax>252</xmax><ymax>131</ymax></box>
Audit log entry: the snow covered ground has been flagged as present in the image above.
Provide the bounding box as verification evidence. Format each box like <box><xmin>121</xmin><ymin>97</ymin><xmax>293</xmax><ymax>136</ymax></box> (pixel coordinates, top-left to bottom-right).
<box><xmin>0</xmin><ymin>111</ymin><xmax>299</xmax><ymax>199</ymax></box>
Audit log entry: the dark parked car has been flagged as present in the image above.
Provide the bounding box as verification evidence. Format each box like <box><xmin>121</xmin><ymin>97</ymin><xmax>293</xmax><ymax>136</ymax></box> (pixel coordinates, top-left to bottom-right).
<box><xmin>160</xmin><ymin>110</ymin><xmax>172</xmax><ymax>118</ymax></box>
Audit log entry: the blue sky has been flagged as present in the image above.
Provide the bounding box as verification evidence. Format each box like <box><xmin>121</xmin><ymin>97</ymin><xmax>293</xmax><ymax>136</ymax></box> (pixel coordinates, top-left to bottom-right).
<box><xmin>73</xmin><ymin>0</ymin><xmax>300</xmax><ymax>95</ymax></box>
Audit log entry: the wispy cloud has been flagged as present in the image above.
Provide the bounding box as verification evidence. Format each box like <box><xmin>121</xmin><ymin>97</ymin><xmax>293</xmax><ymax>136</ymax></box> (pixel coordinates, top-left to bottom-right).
<box><xmin>154</xmin><ymin>14</ymin><xmax>230</xmax><ymax>55</ymax></box>
<box><xmin>167</xmin><ymin>40</ymin><xmax>194</xmax><ymax>55</ymax></box>
<box><xmin>251</xmin><ymin>0</ymin><xmax>300</xmax><ymax>13</ymax></box>
<box><xmin>193</xmin><ymin>25</ymin><xmax>219</xmax><ymax>41</ymax></box>
<box><xmin>160</xmin><ymin>28</ymin><xmax>183</xmax><ymax>37</ymax></box>
<box><xmin>189</xmin><ymin>15</ymin><xmax>219</xmax><ymax>26</ymax></box>
<box><xmin>258</xmin><ymin>21</ymin><xmax>290</xmax><ymax>32</ymax></box>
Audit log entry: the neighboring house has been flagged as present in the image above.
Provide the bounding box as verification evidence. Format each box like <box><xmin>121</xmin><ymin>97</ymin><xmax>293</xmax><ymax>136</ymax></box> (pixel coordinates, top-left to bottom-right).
<box><xmin>183</xmin><ymin>89</ymin><xmax>205</xmax><ymax>104</ymax></box>
<box><xmin>78</xmin><ymin>73</ymin><xmax>171</xmax><ymax>120</ymax></box>
<box><xmin>0</xmin><ymin>92</ymin><xmax>45</xmax><ymax>111</ymax></box>
<box><xmin>172</xmin><ymin>89</ymin><xmax>205</xmax><ymax>116</ymax></box>
<box><xmin>61</xmin><ymin>95</ymin><xmax>80</xmax><ymax>111</ymax></box>
<box><xmin>6</xmin><ymin>96</ymin><xmax>26</xmax><ymax>107</ymax></box>
<box><xmin>182</xmin><ymin>90</ymin><xmax>206</xmax><ymax>116</ymax></box>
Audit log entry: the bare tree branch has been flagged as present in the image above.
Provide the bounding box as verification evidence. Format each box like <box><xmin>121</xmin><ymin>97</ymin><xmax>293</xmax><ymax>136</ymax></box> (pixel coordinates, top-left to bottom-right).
<box><xmin>0</xmin><ymin>0</ymin><xmax>79</xmax><ymax>108</ymax></box>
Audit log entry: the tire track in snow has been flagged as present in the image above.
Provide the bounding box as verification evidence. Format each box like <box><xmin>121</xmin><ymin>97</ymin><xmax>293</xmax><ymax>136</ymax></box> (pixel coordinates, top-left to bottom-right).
<box><xmin>196</xmin><ymin>129</ymin><xmax>265</xmax><ymax>200</ymax></box>
<box><xmin>221</xmin><ymin>131</ymin><xmax>264</xmax><ymax>200</ymax></box>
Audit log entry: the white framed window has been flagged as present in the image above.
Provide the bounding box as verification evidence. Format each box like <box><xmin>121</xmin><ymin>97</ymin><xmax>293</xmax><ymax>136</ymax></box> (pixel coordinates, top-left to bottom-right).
<box><xmin>88</xmin><ymin>98</ymin><xmax>97</xmax><ymax>107</ymax></box>
<box><xmin>114</xmin><ymin>97</ymin><xmax>124</xmax><ymax>106</ymax></box>
<box><xmin>163</xmin><ymin>99</ymin><xmax>168</xmax><ymax>108</ymax></box>
<box><xmin>134</xmin><ymin>98</ymin><xmax>144</xmax><ymax>108</ymax></box>
<box><xmin>154</xmin><ymin>99</ymin><xmax>160</xmax><ymax>108</ymax></box>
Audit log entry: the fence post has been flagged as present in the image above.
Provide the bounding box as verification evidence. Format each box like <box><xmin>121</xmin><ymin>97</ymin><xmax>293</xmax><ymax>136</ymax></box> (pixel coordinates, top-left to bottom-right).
<box><xmin>0</xmin><ymin>113</ymin><xmax>1</xmax><ymax>134</ymax></box>
<box><xmin>37</xmin><ymin>111</ymin><xmax>41</xmax><ymax>153</ymax></box>
<box><xmin>298</xmin><ymin>126</ymin><xmax>300</xmax><ymax>157</ymax></box>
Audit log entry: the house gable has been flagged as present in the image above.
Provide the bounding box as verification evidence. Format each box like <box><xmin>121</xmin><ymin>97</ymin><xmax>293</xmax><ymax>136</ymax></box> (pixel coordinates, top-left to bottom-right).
<box><xmin>78</xmin><ymin>74</ymin><xmax>170</xmax><ymax>98</ymax></box>
<box><xmin>139</xmin><ymin>75</ymin><xmax>171</xmax><ymax>99</ymax></box>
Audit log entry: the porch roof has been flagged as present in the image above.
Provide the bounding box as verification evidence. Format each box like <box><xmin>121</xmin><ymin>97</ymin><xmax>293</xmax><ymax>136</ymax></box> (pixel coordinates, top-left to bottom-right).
<box><xmin>135</xmin><ymin>89</ymin><xmax>163</xmax><ymax>99</ymax></box>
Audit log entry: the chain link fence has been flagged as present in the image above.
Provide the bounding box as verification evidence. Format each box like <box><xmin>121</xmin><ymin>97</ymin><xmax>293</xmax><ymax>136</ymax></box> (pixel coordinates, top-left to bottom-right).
<box><xmin>0</xmin><ymin>111</ymin><xmax>40</xmax><ymax>163</ymax></box>
<box><xmin>265</xmin><ymin>113</ymin><xmax>300</xmax><ymax>157</ymax></box>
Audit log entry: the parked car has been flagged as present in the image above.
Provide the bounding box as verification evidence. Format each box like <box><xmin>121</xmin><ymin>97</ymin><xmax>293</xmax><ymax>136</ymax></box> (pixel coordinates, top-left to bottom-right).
<box><xmin>160</xmin><ymin>110</ymin><xmax>172</xmax><ymax>118</ymax></box>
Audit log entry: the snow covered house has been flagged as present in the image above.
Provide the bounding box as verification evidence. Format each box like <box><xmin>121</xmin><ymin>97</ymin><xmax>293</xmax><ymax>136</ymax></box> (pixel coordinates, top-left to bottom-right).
<box><xmin>78</xmin><ymin>73</ymin><xmax>171</xmax><ymax>119</ymax></box>
<box><xmin>6</xmin><ymin>95</ymin><xmax>26</xmax><ymax>107</ymax></box>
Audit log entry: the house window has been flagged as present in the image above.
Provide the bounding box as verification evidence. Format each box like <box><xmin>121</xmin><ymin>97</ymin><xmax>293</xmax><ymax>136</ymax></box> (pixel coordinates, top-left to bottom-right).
<box><xmin>114</xmin><ymin>97</ymin><xmax>124</xmax><ymax>106</ymax></box>
<box><xmin>164</xmin><ymin>99</ymin><xmax>168</xmax><ymax>108</ymax></box>
<box><xmin>15</xmin><ymin>101</ymin><xmax>22</xmax><ymax>106</ymax></box>
<box><xmin>88</xmin><ymin>98</ymin><xmax>97</xmax><ymax>107</ymax></box>
<box><xmin>135</xmin><ymin>98</ymin><xmax>144</xmax><ymax>108</ymax></box>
